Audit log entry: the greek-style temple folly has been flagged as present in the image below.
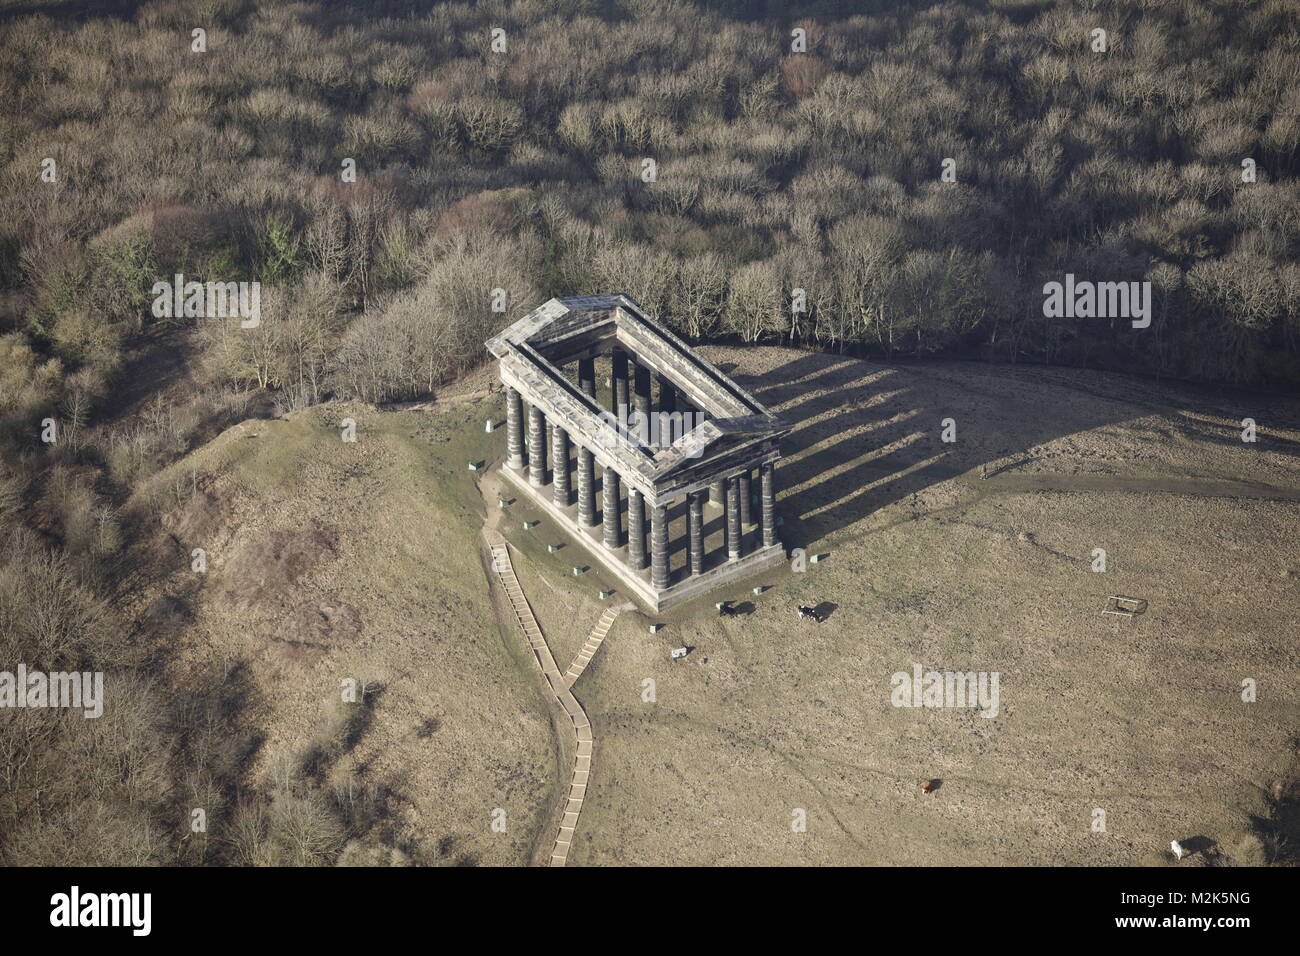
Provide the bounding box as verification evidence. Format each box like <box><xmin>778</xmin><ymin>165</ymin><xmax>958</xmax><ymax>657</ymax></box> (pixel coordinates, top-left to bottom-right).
<box><xmin>486</xmin><ymin>294</ymin><xmax>792</xmax><ymax>612</ymax></box>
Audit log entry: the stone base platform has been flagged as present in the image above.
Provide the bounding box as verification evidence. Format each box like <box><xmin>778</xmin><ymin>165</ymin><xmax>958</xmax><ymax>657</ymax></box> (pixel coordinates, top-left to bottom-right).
<box><xmin>502</xmin><ymin>465</ymin><xmax>786</xmax><ymax>613</ymax></box>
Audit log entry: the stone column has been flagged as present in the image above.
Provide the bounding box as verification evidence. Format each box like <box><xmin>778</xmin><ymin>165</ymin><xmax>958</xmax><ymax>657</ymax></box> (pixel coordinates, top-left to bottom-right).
<box><xmin>612</xmin><ymin>349</ymin><xmax>630</xmax><ymax>424</ymax></box>
<box><xmin>602</xmin><ymin>468</ymin><xmax>621</xmax><ymax>550</ymax></box>
<box><xmin>650</xmin><ymin>502</ymin><xmax>670</xmax><ymax>590</ymax></box>
<box><xmin>674</xmin><ymin>396</ymin><xmax>692</xmax><ymax>438</ymax></box>
<box><xmin>627</xmin><ymin>488</ymin><xmax>646</xmax><ymax>570</ymax></box>
<box><xmin>505</xmin><ymin>387</ymin><xmax>525</xmax><ymax>471</ymax></box>
<box><xmin>725</xmin><ymin>476</ymin><xmax>742</xmax><ymax>562</ymax></box>
<box><xmin>528</xmin><ymin>405</ymin><xmax>546</xmax><ymax>487</ymax></box>
<box><xmin>760</xmin><ymin>462</ymin><xmax>777</xmax><ymax>548</ymax></box>
<box><xmin>658</xmin><ymin>373</ymin><xmax>677</xmax><ymax>412</ymax></box>
<box><xmin>688</xmin><ymin>491</ymin><xmax>705</xmax><ymax>575</ymax></box>
<box><xmin>578</xmin><ymin>447</ymin><xmax>596</xmax><ymax>526</ymax></box>
<box><xmin>709</xmin><ymin>478</ymin><xmax>725</xmax><ymax>507</ymax></box>
<box><xmin>633</xmin><ymin>360</ymin><xmax>651</xmax><ymax>443</ymax></box>
<box><xmin>578</xmin><ymin>357</ymin><xmax>596</xmax><ymax>398</ymax></box>
<box><xmin>658</xmin><ymin>374</ymin><xmax>680</xmax><ymax>447</ymax></box>
<box><xmin>738</xmin><ymin>469</ymin><xmax>752</xmax><ymax>526</ymax></box>
<box><xmin>551</xmin><ymin>424</ymin><xmax>570</xmax><ymax>506</ymax></box>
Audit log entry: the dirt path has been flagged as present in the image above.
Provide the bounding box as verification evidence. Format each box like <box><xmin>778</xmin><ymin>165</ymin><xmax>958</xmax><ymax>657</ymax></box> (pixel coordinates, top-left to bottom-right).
<box><xmin>383</xmin><ymin>384</ymin><xmax>496</xmax><ymax>415</ymax></box>
<box><xmin>478</xmin><ymin>467</ymin><xmax>631</xmax><ymax>866</ymax></box>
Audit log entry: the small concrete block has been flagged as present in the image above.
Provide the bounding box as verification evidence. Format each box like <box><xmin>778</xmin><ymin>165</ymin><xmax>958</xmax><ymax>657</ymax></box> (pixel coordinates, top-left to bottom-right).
<box><xmin>810</xmin><ymin>553</ymin><xmax>821</xmax><ymax>564</ymax></box>
<box><xmin>467</xmin><ymin>461</ymin><xmax>481</xmax><ymax>471</ymax></box>
<box><xmin>599</xmin><ymin>589</ymin><xmax>613</xmax><ymax>599</ymax></box>
<box><xmin>547</xmin><ymin>544</ymin><xmax>560</xmax><ymax>553</ymax></box>
<box><xmin>649</xmin><ymin>624</ymin><xmax>663</xmax><ymax>633</ymax></box>
<box><xmin>573</xmin><ymin>567</ymin><xmax>585</xmax><ymax>576</ymax></box>
<box><xmin>752</xmin><ymin>585</ymin><xmax>766</xmax><ymax>594</ymax></box>
<box><xmin>523</xmin><ymin>520</ymin><xmax>539</xmax><ymax>530</ymax></box>
<box><xmin>485</xmin><ymin>420</ymin><xmax>494</xmax><ymax>432</ymax></box>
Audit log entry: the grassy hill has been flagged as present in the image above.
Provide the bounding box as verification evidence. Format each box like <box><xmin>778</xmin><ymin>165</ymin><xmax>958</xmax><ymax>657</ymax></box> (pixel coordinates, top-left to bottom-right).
<box><xmin>127</xmin><ymin>347</ymin><xmax>1300</xmax><ymax>865</ymax></box>
<box><xmin>128</xmin><ymin>369</ymin><xmax>557</xmax><ymax>865</ymax></box>
<box><xmin>484</xmin><ymin>346</ymin><xmax>1300</xmax><ymax>865</ymax></box>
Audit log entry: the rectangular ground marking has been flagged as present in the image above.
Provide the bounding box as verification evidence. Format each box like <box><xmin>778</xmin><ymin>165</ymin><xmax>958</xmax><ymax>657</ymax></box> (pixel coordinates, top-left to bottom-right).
<box><xmin>1103</xmin><ymin>595</ymin><xmax>1148</xmax><ymax>617</ymax></box>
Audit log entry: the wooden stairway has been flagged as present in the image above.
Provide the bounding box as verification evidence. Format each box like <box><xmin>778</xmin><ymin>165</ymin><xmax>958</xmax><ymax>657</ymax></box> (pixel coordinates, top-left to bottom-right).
<box><xmin>564</xmin><ymin>601</ymin><xmax>634</xmax><ymax>688</ymax></box>
<box><xmin>487</xmin><ymin>533</ymin><xmax>629</xmax><ymax>867</ymax></box>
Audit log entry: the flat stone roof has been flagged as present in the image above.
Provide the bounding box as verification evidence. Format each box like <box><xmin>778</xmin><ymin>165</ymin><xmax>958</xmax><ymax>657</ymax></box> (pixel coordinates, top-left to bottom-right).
<box><xmin>487</xmin><ymin>295</ymin><xmax>791</xmax><ymax>496</ymax></box>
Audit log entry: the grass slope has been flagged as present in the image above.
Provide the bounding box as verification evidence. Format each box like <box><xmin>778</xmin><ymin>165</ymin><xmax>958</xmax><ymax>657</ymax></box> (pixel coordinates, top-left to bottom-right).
<box><xmin>131</xmin><ymin>347</ymin><xmax>1300</xmax><ymax>866</ymax></box>
<box><xmin>130</xmin><ymin>376</ymin><xmax>555</xmax><ymax>866</ymax></box>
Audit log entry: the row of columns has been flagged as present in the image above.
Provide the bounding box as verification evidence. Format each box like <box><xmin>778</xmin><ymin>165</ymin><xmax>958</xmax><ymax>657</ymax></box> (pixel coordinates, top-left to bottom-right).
<box><xmin>503</xmin><ymin>383</ymin><xmax>778</xmax><ymax>590</ymax></box>
<box><xmin>579</xmin><ymin>347</ymin><xmax>693</xmax><ymax>446</ymax></box>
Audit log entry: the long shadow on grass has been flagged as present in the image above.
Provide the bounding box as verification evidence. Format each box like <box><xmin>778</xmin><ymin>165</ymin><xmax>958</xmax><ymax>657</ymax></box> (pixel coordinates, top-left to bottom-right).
<box><xmin>738</xmin><ymin>352</ymin><xmax>1143</xmax><ymax>552</ymax></box>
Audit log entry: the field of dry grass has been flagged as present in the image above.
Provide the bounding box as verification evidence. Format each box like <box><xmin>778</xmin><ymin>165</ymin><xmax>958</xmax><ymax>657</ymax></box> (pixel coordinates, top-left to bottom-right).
<box><xmin>128</xmin><ymin>368</ymin><xmax>557</xmax><ymax>865</ymax></box>
<box><xmin>498</xmin><ymin>347</ymin><xmax>1300</xmax><ymax>865</ymax></box>
<box><xmin>130</xmin><ymin>347</ymin><xmax>1300</xmax><ymax>865</ymax></box>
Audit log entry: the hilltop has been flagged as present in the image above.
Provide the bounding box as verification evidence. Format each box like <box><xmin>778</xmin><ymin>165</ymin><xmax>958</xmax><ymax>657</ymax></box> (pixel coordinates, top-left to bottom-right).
<box><xmin>130</xmin><ymin>348</ymin><xmax>1300</xmax><ymax>865</ymax></box>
